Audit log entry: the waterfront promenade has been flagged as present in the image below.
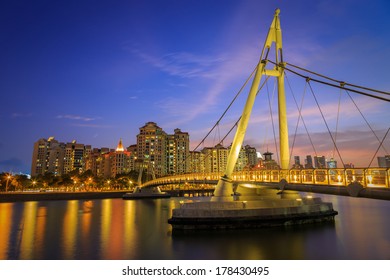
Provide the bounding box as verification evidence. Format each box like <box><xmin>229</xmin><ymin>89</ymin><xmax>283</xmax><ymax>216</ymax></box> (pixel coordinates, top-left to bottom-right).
<box><xmin>1</xmin><ymin>183</ymin><xmax>390</xmax><ymax>203</ymax></box>
<box><xmin>0</xmin><ymin>191</ymin><xmax>128</xmax><ymax>203</ymax></box>
<box><xmin>0</xmin><ymin>187</ymin><xmax>215</xmax><ymax>203</ymax></box>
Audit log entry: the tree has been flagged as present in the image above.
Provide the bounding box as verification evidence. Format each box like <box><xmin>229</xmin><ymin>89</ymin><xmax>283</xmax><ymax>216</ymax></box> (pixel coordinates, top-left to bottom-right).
<box><xmin>14</xmin><ymin>174</ymin><xmax>29</xmax><ymax>191</ymax></box>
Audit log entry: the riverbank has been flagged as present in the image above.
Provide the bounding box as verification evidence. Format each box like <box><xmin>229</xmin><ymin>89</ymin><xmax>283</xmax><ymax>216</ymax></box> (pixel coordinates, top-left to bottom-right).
<box><xmin>0</xmin><ymin>191</ymin><xmax>129</xmax><ymax>203</ymax></box>
<box><xmin>0</xmin><ymin>188</ymin><xmax>217</xmax><ymax>203</ymax></box>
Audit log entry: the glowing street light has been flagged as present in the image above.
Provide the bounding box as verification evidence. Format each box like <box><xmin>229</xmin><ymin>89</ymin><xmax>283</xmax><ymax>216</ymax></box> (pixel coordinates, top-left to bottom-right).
<box><xmin>129</xmin><ymin>180</ymin><xmax>133</xmax><ymax>190</ymax></box>
<box><xmin>5</xmin><ymin>174</ymin><xmax>12</xmax><ymax>192</ymax></box>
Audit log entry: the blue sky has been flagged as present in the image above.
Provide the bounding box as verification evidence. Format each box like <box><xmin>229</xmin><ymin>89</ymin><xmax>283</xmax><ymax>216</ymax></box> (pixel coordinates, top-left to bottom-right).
<box><xmin>1</xmin><ymin>0</ymin><xmax>389</xmax><ymax>174</ymax></box>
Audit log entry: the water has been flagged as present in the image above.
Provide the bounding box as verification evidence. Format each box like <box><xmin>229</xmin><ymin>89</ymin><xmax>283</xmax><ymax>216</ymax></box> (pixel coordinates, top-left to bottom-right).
<box><xmin>0</xmin><ymin>193</ymin><xmax>389</xmax><ymax>260</ymax></box>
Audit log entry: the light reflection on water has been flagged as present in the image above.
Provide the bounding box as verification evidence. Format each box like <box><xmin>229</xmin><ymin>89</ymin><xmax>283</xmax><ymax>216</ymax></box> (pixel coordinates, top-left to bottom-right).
<box><xmin>0</xmin><ymin>194</ymin><xmax>389</xmax><ymax>260</ymax></box>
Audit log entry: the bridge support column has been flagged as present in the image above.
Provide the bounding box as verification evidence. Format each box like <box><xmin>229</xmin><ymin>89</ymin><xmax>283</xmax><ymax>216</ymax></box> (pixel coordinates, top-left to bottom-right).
<box><xmin>277</xmin><ymin>63</ymin><xmax>290</xmax><ymax>170</ymax></box>
<box><xmin>211</xmin><ymin>176</ymin><xmax>234</xmax><ymax>201</ymax></box>
<box><xmin>213</xmin><ymin>9</ymin><xmax>287</xmax><ymax>200</ymax></box>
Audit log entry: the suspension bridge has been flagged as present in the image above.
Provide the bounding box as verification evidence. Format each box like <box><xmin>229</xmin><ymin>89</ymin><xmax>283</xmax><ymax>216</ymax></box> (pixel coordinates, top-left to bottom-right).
<box><xmin>124</xmin><ymin>9</ymin><xmax>390</xmax><ymax>205</ymax></box>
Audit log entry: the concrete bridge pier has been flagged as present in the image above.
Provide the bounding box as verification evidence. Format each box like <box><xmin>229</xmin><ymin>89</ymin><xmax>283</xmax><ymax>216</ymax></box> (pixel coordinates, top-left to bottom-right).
<box><xmin>122</xmin><ymin>185</ymin><xmax>171</xmax><ymax>199</ymax></box>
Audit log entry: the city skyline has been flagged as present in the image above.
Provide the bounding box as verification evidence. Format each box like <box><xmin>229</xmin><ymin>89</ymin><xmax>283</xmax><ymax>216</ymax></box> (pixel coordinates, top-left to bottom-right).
<box><xmin>1</xmin><ymin>0</ymin><xmax>389</xmax><ymax>174</ymax></box>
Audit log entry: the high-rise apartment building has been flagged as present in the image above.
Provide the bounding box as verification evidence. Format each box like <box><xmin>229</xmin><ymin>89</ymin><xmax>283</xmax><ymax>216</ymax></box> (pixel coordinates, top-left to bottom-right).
<box><xmin>85</xmin><ymin>147</ymin><xmax>111</xmax><ymax>177</ymax></box>
<box><xmin>31</xmin><ymin>137</ymin><xmax>65</xmax><ymax>177</ymax></box>
<box><xmin>31</xmin><ymin>138</ymin><xmax>91</xmax><ymax>177</ymax></box>
<box><xmin>32</xmin><ymin>122</ymin><xmax>263</xmax><ymax>179</ymax></box>
<box><xmin>202</xmin><ymin>144</ymin><xmax>229</xmax><ymax>173</ymax></box>
<box><xmin>189</xmin><ymin>151</ymin><xmax>205</xmax><ymax>173</ymax></box>
<box><xmin>137</xmin><ymin>122</ymin><xmax>167</xmax><ymax>177</ymax></box>
<box><xmin>108</xmin><ymin>139</ymin><xmax>132</xmax><ymax>178</ymax></box>
<box><xmin>63</xmin><ymin>141</ymin><xmax>91</xmax><ymax>174</ymax></box>
<box><xmin>136</xmin><ymin>122</ymin><xmax>190</xmax><ymax>177</ymax></box>
<box><xmin>172</xmin><ymin>128</ymin><xmax>190</xmax><ymax>174</ymax></box>
<box><xmin>244</xmin><ymin>145</ymin><xmax>259</xmax><ymax>168</ymax></box>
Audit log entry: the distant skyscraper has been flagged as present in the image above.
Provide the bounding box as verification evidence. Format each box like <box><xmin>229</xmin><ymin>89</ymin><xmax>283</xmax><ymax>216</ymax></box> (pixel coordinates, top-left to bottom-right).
<box><xmin>327</xmin><ymin>158</ymin><xmax>337</xmax><ymax>168</ymax></box>
<box><xmin>314</xmin><ymin>156</ymin><xmax>326</xmax><ymax>168</ymax></box>
<box><xmin>344</xmin><ymin>163</ymin><xmax>355</xmax><ymax>168</ymax></box>
<box><xmin>377</xmin><ymin>155</ymin><xmax>390</xmax><ymax>167</ymax></box>
<box><xmin>305</xmin><ymin>155</ymin><xmax>313</xmax><ymax>169</ymax></box>
<box><xmin>293</xmin><ymin>156</ymin><xmax>303</xmax><ymax>169</ymax></box>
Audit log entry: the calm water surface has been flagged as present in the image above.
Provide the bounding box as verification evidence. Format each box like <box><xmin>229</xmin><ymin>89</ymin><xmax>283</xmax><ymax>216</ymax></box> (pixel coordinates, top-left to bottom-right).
<box><xmin>0</xmin><ymin>193</ymin><xmax>389</xmax><ymax>260</ymax></box>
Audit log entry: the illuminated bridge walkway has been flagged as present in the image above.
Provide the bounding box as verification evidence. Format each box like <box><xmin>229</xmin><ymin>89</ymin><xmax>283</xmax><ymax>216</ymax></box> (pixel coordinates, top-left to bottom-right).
<box><xmin>138</xmin><ymin>168</ymin><xmax>390</xmax><ymax>200</ymax></box>
<box><xmin>142</xmin><ymin>168</ymin><xmax>390</xmax><ymax>190</ymax></box>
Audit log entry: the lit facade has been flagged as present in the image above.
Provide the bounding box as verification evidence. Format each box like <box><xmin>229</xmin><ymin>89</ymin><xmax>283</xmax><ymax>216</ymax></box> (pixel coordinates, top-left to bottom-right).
<box><xmin>31</xmin><ymin>138</ymin><xmax>91</xmax><ymax>177</ymax></box>
<box><xmin>202</xmin><ymin>144</ymin><xmax>229</xmax><ymax>173</ymax></box>
<box><xmin>31</xmin><ymin>123</ymin><xmax>264</xmax><ymax>179</ymax></box>
<box><xmin>189</xmin><ymin>151</ymin><xmax>205</xmax><ymax>173</ymax></box>
<box><xmin>137</xmin><ymin>122</ymin><xmax>167</xmax><ymax>177</ymax></box>
<box><xmin>109</xmin><ymin>139</ymin><xmax>132</xmax><ymax>177</ymax></box>
<box><xmin>31</xmin><ymin>137</ymin><xmax>65</xmax><ymax>176</ymax></box>
<box><xmin>244</xmin><ymin>144</ymin><xmax>259</xmax><ymax>168</ymax></box>
<box><xmin>171</xmin><ymin>128</ymin><xmax>190</xmax><ymax>174</ymax></box>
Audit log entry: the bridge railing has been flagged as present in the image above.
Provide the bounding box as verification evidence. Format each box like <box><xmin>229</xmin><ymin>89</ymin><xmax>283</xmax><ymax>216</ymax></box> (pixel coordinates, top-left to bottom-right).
<box><xmin>141</xmin><ymin>168</ymin><xmax>389</xmax><ymax>189</ymax></box>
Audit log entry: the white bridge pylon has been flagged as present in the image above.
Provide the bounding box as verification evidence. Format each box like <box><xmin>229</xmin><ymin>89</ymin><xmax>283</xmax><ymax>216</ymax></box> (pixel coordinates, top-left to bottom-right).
<box><xmin>213</xmin><ymin>8</ymin><xmax>289</xmax><ymax>201</ymax></box>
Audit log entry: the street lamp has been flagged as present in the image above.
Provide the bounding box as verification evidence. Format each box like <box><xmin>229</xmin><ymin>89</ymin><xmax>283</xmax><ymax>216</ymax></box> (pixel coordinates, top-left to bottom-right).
<box><xmin>129</xmin><ymin>180</ymin><xmax>133</xmax><ymax>190</ymax></box>
<box><xmin>5</xmin><ymin>174</ymin><xmax>12</xmax><ymax>192</ymax></box>
<box><xmin>73</xmin><ymin>178</ymin><xmax>77</xmax><ymax>192</ymax></box>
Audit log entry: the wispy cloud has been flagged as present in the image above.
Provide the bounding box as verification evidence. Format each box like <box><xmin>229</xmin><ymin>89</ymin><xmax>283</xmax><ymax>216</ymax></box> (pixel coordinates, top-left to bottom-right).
<box><xmin>11</xmin><ymin>113</ymin><xmax>32</xmax><ymax>118</ymax></box>
<box><xmin>159</xmin><ymin>46</ymin><xmax>260</xmax><ymax>128</ymax></box>
<box><xmin>132</xmin><ymin>49</ymin><xmax>226</xmax><ymax>79</ymax></box>
<box><xmin>56</xmin><ymin>114</ymin><xmax>99</xmax><ymax>122</ymax></box>
<box><xmin>69</xmin><ymin>123</ymin><xmax>111</xmax><ymax>128</ymax></box>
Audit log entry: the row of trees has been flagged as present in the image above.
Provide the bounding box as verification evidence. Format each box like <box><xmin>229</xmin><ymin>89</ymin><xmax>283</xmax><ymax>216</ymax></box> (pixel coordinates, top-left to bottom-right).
<box><xmin>0</xmin><ymin>170</ymin><xmax>142</xmax><ymax>192</ymax></box>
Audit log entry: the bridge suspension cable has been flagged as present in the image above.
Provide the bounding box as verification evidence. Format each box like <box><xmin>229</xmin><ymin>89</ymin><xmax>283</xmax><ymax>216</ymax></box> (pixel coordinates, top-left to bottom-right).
<box><xmin>368</xmin><ymin>127</ymin><xmax>390</xmax><ymax>168</ymax></box>
<box><xmin>344</xmin><ymin>89</ymin><xmax>389</xmax><ymax>155</ymax></box>
<box><xmin>279</xmin><ymin>60</ymin><xmax>390</xmax><ymax>158</ymax></box>
<box><xmin>269</xmin><ymin>61</ymin><xmax>390</xmax><ymax>102</ymax></box>
<box><xmin>307</xmin><ymin>80</ymin><xmax>346</xmax><ymax>167</ymax></box>
<box><xmin>285</xmin><ymin>73</ymin><xmax>318</xmax><ymax>165</ymax></box>
<box><xmin>190</xmin><ymin>66</ymin><xmax>257</xmax><ymax>153</ymax></box>
<box><xmin>265</xmin><ymin>77</ymin><xmax>280</xmax><ymax>164</ymax></box>
<box><xmin>268</xmin><ymin>59</ymin><xmax>389</xmax><ymax>166</ymax></box>
<box><xmin>177</xmin><ymin>74</ymin><xmax>271</xmax><ymax>172</ymax></box>
<box><xmin>285</xmin><ymin>62</ymin><xmax>390</xmax><ymax>97</ymax></box>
